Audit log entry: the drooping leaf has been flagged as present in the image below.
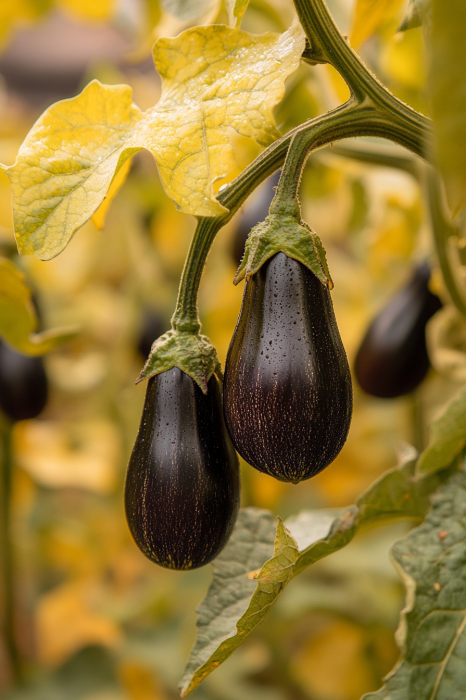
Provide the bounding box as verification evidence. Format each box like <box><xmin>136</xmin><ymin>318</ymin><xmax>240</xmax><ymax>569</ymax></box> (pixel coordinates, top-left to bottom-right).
<box><xmin>225</xmin><ymin>0</ymin><xmax>250</xmax><ymax>27</ymax></box>
<box><xmin>350</xmin><ymin>0</ymin><xmax>405</xmax><ymax>49</ymax></box>
<box><xmin>431</xmin><ymin>0</ymin><xmax>466</xmax><ymax>216</ymax></box>
<box><xmin>0</xmin><ymin>258</ymin><xmax>78</xmax><ymax>355</ymax></box>
<box><xmin>179</xmin><ymin>446</ymin><xmax>455</xmax><ymax>696</ymax></box>
<box><xmin>363</xmin><ymin>468</ymin><xmax>466</xmax><ymax>700</ymax></box>
<box><xmin>397</xmin><ymin>0</ymin><xmax>431</xmax><ymax>32</ymax></box>
<box><xmin>417</xmin><ymin>385</ymin><xmax>466</xmax><ymax>476</ymax></box>
<box><xmin>5</xmin><ymin>21</ymin><xmax>305</xmax><ymax>260</ymax></box>
<box><xmin>160</xmin><ymin>0</ymin><xmax>217</xmax><ymax>22</ymax></box>
<box><xmin>179</xmin><ymin>508</ymin><xmax>276</xmax><ymax>696</ymax></box>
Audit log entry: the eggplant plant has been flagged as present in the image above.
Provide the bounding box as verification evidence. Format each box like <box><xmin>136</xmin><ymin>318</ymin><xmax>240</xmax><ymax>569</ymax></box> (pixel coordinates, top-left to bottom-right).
<box><xmin>2</xmin><ymin>0</ymin><xmax>466</xmax><ymax>697</ymax></box>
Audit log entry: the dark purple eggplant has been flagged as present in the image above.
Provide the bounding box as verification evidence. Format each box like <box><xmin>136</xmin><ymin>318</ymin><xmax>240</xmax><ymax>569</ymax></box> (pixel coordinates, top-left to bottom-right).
<box><xmin>0</xmin><ymin>339</ymin><xmax>48</xmax><ymax>422</ymax></box>
<box><xmin>231</xmin><ymin>171</ymin><xmax>281</xmax><ymax>267</ymax></box>
<box><xmin>125</xmin><ymin>367</ymin><xmax>240</xmax><ymax>570</ymax></box>
<box><xmin>354</xmin><ymin>263</ymin><xmax>442</xmax><ymax>399</ymax></box>
<box><xmin>137</xmin><ymin>310</ymin><xmax>166</xmax><ymax>359</ymax></box>
<box><xmin>223</xmin><ymin>252</ymin><xmax>352</xmax><ymax>483</ymax></box>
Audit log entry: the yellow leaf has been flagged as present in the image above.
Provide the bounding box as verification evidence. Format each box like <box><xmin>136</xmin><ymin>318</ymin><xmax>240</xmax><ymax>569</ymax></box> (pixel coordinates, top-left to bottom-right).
<box><xmin>36</xmin><ymin>580</ymin><xmax>122</xmax><ymax>666</ymax></box>
<box><xmin>0</xmin><ymin>257</ymin><xmax>78</xmax><ymax>354</ymax></box>
<box><xmin>291</xmin><ymin>619</ymin><xmax>376</xmax><ymax>700</ymax></box>
<box><xmin>59</xmin><ymin>0</ymin><xmax>115</xmax><ymax>22</ymax></box>
<box><xmin>350</xmin><ymin>0</ymin><xmax>404</xmax><ymax>49</ymax></box>
<box><xmin>119</xmin><ymin>662</ymin><xmax>168</xmax><ymax>700</ymax></box>
<box><xmin>92</xmin><ymin>157</ymin><xmax>131</xmax><ymax>231</ymax></box>
<box><xmin>6</xmin><ymin>21</ymin><xmax>305</xmax><ymax>260</ymax></box>
<box><xmin>14</xmin><ymin>420</ymin><xmax>120</xmax><ymax>492</ymax></box>
<box><xmin>0</xmin><ymin>0</ymin><xmax>46</xmax><ymax>50</ymax></box>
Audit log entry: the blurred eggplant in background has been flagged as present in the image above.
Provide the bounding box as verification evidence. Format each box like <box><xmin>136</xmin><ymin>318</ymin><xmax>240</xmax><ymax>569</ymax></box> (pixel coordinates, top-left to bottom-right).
<box><xmin>354</xmin><ymin>263</ymin><xmax>442</xmax><ymax>398</ymax></box>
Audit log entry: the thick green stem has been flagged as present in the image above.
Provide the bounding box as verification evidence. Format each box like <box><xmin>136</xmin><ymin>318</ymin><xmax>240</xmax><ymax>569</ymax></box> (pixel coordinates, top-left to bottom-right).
<box><xmin>171</xmin><ymin>0</ymin><xmax>432</xmax><ymax>339</ymax></box>
<box><xmin>293</xmin><ymin>0</ymin><xmax>431</xmax><ymax>159</ymax></box>
<box><xmin>0</xmin><ymin>419</ymin><xmax>22</xmax><ymax>686</ymax></box>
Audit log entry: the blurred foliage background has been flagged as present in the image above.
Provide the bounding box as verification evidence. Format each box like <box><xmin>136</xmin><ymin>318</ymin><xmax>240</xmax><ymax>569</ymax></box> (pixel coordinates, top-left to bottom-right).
<box><xmin>0</xmin><ymin>0</ymin><xmax>463</xmax><ymax>698</ymax></box>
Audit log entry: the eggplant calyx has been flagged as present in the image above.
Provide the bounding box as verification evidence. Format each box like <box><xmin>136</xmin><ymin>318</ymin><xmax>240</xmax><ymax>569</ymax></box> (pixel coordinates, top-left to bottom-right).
<box><xmin>136</xmin><ymin>329</ymin><xmax>221</xmax><ymax>394</ymax></box>
<box><xmin>233</xmin><ymin>202</ymin><xmax>333</xmax><ymax>289</ymax></box>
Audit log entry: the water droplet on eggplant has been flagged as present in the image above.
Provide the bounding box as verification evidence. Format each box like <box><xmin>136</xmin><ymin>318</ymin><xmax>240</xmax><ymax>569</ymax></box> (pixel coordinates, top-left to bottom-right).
<box><xmin>125</xmin><ymin>367</ymin><xmax>240</xmax><ymax>570</ymax></box>
<box><xmin>223</xmin><ymin>252</ymin><xmax>352</xmax><ymax>483</ymax></box>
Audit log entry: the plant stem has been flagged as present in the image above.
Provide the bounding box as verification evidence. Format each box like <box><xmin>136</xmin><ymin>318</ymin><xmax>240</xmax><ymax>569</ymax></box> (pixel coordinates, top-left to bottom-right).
<box><xmin>171</xmin><ymin>0</ymin><xmax>432</xmax><ymax>338</ymax></box>
<box><xmin>327</xmin><ymin>140</ymin><xmax>420</xmax><ymax>178</ymax></box>
<box><xmin>293</xmin><ymin>0</ymin><xmax>431</xmax><ymax>157</ymax></box>
<box><xmin>425</xmin><ymin>168</ymin><xmax>466</xmax><ymax>317</ymax></box>
<box><xmin>411</xmin><ymin>391</ymin><xmax>425</xmax><ymax>453</ymax></box>
<box><xmin>0</xmin><ymin>419</ymin><xmax>21</xmax><ymax>686</ymax></box>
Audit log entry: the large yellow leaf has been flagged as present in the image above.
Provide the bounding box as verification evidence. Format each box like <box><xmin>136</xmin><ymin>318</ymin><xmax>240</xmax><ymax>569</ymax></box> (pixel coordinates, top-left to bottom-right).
<box><xmin>5</xmin><ymin>21</ymin><xmax>304</xmax><ymax>260</ymax></box>
<box><xmin>350</xmin><ymin>0</ymin><xmax>404</xmax><ymax>48</ymax></box>
<box><xmin>0</xmin><ymin>257</ymin><xmax>78</xmax><ymax>354</ymax></box>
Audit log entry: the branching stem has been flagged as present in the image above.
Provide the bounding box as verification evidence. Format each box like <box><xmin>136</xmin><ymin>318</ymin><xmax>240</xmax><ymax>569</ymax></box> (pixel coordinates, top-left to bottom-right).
<box><xmin>170</xmin><ymin>0</ymin><xmax>432</xmax><ymax>343</ymax></box>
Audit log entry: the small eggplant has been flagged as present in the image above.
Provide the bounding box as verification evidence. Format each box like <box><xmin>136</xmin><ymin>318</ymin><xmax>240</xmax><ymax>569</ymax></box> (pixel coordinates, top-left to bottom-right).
<box><xmin>125</xmin><ymin>367</ymin><xmax>240</xmax><ymax>570</ymax></box>
<box><xmin>0</xmin><ymin>339</ymin><xmax>48</xmax><ymax>422</ymax></box>
<box><xmin>231</xmin><ymin>171</ymin><xmax>281</xmax><ymax>267</ymax></box>
<box><xmin>354</xmin><ymin>263</ymin><xmax>442</xmax><ymax>398</ymax></box>
<box><xmin>223</xmin><ymin>252</ymin><xmax>352</xmax><ymax>483</ymax></box>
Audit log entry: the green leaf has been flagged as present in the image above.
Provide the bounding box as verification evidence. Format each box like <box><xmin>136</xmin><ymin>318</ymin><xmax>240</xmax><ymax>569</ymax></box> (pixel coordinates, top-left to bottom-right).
<box><xmin>417</xmin><ymin>385</ymin><xmax>466</xmax><ymax>476</ymax></box>
<box><xmin>179</xmin><ymin>446</ymin><xmax>455</xmax><ymax>696</ymax></box>
<box><xmin>362</xmin><ymin>468</ymin><xmax>466</xmax><ymax>700</ymax></box>
<box><xmin>136</xmin><ymin>329</ymin><xmax>221</xmax><ymax>394</ymax></box>
<box><xmin>397</xmin><ymin>0</ymin><xmax>431</xmax><ymax>32</ymax></box>
<box><xmin>431</xmin><ymin>0</ymin><xmax>466</xmax><ymax>216</ymax></box>
<box><xmin>5</xmin><ymin>21</ymin><xmax>305</xmax><ymax>260</ymax></box>
<box><xmin>0</xmin><ymin>257</ymin><xmax>78</xmax><ymax>355</ymax></box>
<box><xmin>179</xmin><ymin>508</ymin><xmax>276</xmax><ymax>696</ymax></box>
<box><xmin>161</xmin><ymin>0</ymin><xmax>217</xmax><ymax>22</ymax></box>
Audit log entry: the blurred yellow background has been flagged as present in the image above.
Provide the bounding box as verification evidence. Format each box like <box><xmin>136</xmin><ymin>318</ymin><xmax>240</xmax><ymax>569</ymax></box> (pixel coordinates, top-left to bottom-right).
<box><xmin>0</xmin><ymin>1</ymin><xmax>462</xmax><ymax>699</ymax></box>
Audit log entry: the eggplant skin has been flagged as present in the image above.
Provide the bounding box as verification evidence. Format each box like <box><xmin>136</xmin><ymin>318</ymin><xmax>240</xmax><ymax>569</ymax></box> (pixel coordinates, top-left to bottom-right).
<box><xmin>125</xmin><ymin>368</ymin><xmax>240</xmax><ymax>570</ymax></box>
<box><xmin>224</xmin><ymin>252</ymin><xmax>353</xmax><ymax>483</ymax></box>
<box><xmin>354</xmin><ymin>263</ymin><xmax>442</xmax><ymax>399</ymax></box>
<box><xmin>0</xmin><ymin>340</ymin><xmax>48</xmax><ymax>422</ymax></box>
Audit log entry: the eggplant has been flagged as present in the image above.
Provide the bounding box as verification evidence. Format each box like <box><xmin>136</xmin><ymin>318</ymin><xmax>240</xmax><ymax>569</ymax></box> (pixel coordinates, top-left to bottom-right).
<box><xmin>223</xmin><ymin>252</ymin><xmax>352</xmax><ymax>483</ymax></box>
<box><xmin>0</xmin><ymin>339</ymin><xmax>48</xmax><ymax>422</ymax></box>
<box><xmin>231</xmin><ymin>171</ymin><xmax>281</xmax><ymax>267</ymax></box>
<box><xmin>354</xmin><ymin>263</ymin><xmax>442</xmax><ymax>398</ymax></box>
<box><xmin>125</xmin><ymin>367</ymin><xmax>240</xmax><ymax>570</ymax></box>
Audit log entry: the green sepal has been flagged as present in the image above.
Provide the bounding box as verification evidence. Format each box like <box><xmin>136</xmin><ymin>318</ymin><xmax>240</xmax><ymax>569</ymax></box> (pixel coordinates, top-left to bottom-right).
<box><xmin>136</xmin><ymin>329</ymin><xmax>222</xmax><ymax>395</ymax></box>
<box><xmin>233</xmin><ymin>201</ymin><xmax>333</xmax><ymax>289</ymax></box>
